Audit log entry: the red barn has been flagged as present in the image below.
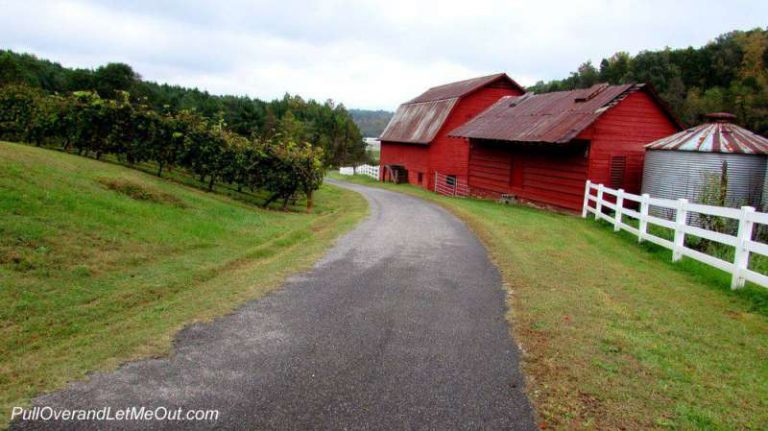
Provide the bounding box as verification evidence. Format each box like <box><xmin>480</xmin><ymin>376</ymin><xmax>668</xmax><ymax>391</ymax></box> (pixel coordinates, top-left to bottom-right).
<box><xmin>379</xmin><ymin>73</ymin><xmax>525</xmax><ymax>189</ymax></box>
<box><xmin>450</xmin><ymin>83</ymin><xmax>682</xmax><ymax>211</ymax></box>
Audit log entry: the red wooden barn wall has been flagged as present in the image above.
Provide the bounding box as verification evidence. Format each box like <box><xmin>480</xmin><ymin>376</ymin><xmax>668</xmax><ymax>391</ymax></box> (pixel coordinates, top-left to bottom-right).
<box><xmin>582</xmin><ymin>90</ymin><xmax>679</xmax><ymax>194</ymax></box>
<box><xmin>468</xmin><ymin>142</ymin><xmax>588</xmax><ymax>210</ymax></box>
<box><xmin>379</xmin><ymin>142</ymin><xmax>429</xmax><ymax>186</ymax></box>
<box><xmin>379</xmin><ymin>80</ymin><xmax>522</xmax><ymax>190</ymax></box>
<box><xmin>467</xmin><ymin>90</ymin><xmax>679</xmax><ymax>211</ymax></box>
<box><xmin>426</xmin><ymin>84</ymin><xmax>523</xmax><ymax>190</ymax></box>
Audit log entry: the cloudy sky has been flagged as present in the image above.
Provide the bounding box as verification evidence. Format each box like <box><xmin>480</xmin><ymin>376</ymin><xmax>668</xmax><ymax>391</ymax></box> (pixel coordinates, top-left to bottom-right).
<box><xmin>1</xmin><ymin>0</ymin><xmax>766</xmax><ymax>110</ymax></box>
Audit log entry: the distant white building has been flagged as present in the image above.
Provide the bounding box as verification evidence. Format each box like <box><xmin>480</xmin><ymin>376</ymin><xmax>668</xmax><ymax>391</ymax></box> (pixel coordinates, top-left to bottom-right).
<box><xmin>363</xmin><ymin>137</ymin><xmax>381</xmax><ymax>149</ymax></box>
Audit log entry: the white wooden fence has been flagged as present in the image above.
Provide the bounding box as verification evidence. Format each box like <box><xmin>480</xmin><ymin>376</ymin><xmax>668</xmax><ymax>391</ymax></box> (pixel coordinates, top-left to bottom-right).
<box><xmin>338</xmin><ymin>164</ymin><xmax>380</xmax><ymax>180</ymax></box>
<box><xmin>582</xmin><ymin>180</ymin><xmax>768</xmax><ymax>290</ymax></box>
<box><xmin>354</xmin><ymin>164</ymin><xmax>380</xmax><ymax>179</ymax></box>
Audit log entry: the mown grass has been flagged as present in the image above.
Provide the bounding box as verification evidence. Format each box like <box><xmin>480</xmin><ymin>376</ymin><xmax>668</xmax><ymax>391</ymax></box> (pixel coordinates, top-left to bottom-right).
<box><xmin>0</xmin><ymin>143</ymin><xmax>368</xmax><ymax>429</ymax></box>
<box><xmin>330</xmin><ymin>172</ymin><xmax>768</xmax><ymax>430</ymax></box>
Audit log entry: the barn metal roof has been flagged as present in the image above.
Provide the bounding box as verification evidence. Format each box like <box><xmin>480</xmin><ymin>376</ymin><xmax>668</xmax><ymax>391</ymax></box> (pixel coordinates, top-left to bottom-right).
<box><xmin>380</xmin><ymin>73</ymin><xmax>524</xmax><ymax>144</ymax></box>
<box><xmin>450</xmin><ymin>83</ymin><xmax>674</xmax><ymax>144</ymax></box>
<box><xmin>645</xmin><ymin>114</ymin><xmax>768</xmax><ymax>154</ymax></box>
<box><xmin>378</xmin><ymin>98</ymin><xmax>458</xmax><ymax>144</ymax></box>
<box><xmin>407</xmin><ymin>73</ymin><xmax>524</xmax><ymax>104</ymax></box>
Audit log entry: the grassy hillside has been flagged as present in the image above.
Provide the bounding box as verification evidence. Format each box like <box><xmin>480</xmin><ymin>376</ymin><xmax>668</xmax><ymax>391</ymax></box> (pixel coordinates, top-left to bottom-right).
<box><xmin>0</xmin><ymin>143</ymin><xmax>367</xmax><ymax>427</ymax></box>
<box><xmin>331</xmin><ymin>173</ymin><xmax>768</xmax><ymax>430</ymax></box>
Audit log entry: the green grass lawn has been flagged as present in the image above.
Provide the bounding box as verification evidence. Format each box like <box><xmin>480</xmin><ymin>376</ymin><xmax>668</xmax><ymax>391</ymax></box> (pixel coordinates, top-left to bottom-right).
<box><xmin>0</xmin><ymin>143</ymin><xmax>367</xmax><ymax>428</ymax></box>
<box><xmin>330</xmin><ymin>173</ymin><xmax>768</xmax><ymax>430</ymax></box>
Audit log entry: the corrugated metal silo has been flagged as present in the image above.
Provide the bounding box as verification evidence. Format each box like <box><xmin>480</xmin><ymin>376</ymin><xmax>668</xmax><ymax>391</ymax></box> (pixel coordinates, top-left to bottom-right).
<box><xmin>763</xmin><ymin>163</ymin><xmax>768</xmax><ymax>212</ymax></box>
<box><xmin>642</xmin><ymin>113</ymin><xmax>768</xmax><ymax>221</ymax></box>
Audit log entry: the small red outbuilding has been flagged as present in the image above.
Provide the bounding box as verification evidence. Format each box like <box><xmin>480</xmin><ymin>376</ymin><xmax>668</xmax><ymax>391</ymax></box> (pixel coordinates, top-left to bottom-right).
<box><xmin>450</xmin><ymin>83</ymin><xmax>682</xmax><ymax>211</ymax></box>
<box><xmin>379</xmin><ymin>73</ymin><xmax>525</xmax><ymax>190</ymax></box>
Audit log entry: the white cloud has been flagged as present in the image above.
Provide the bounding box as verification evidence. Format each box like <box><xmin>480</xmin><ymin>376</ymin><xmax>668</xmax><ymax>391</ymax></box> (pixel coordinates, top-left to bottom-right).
<box><xmin>1</xmin><ymin>0</ymin><xmax>766</xmax><ymax>109</ymax></box>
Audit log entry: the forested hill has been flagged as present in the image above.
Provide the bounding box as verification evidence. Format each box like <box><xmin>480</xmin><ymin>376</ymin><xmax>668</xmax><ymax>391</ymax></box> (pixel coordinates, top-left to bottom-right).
<box><xmin>0</xmin><ymin>50</ymin><xmax>365</xmax><ymax>165</ymax></box>
<box><xmin>348</xmin><ymin>109</ymin><xmax>393</xmax><ymax>137</ymax></box>
<box><xmin>528</xmin><ymin>28</ymin><xmax>768</xmax><ymax>135</ymax></box>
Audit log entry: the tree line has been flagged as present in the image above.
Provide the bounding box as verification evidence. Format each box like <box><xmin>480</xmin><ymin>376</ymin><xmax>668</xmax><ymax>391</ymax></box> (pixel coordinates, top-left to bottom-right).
<box><xmin>528</xmin><ymin>28</ymin><xmax>768</xmax><ymax>136</ymax></box>
<box><xmin>0</xmin><ymin>50</ymin><xmax>366</xmax><ymax>166</ymax></box>
<box><xmin>0</xmin><ymin>84</ymin><xmax>324</xmax><ymax>211</ymax></box>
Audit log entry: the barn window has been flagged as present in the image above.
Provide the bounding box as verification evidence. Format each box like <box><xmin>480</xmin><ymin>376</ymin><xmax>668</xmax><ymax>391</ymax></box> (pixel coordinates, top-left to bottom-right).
<box><xmin>446</xmin><ymin>175</ymin><xmax>457</xmax><ymax>186</ymax></box>
<box><xmin>418</xmin><ymin>172</ymin><xmax>424</xmax><ymax>184</ymax></box>
<box><xmin>609</xmin><ymin>156</ymin><xmax>627</xmax><ymax>188</ymax></box>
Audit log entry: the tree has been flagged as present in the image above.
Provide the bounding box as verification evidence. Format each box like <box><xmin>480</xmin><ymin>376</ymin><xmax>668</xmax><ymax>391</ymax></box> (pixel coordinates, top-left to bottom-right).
<box><xmin>297</xmin><ymin>144</ymin><xmax>324</xmax><ymax>212</ymax></box>
<box><xmin>0</xmin><ymin>84</ymin><xmax>44</xmax><ymax>143</ymax></box>
<box><xmin>47</xmin><ymin>94</ymin><xmax>78</xmax><ymax>150</ymax></box>
<box><xmin>66</xmin><ymin>91</ymin><xmax>115</xmax><ymax>158</ymax></box>
<box><xmin>260</xmin><ymin>141</ymin><xmax>302</xmax><ymax>210</ymax></box>
<box><xmin>103</xmin><ymin>91</ymin><xmax>137</xmax><ymax>159</ymax></box>
<box><xmin>151</xmin><ymin>110</ymin><xmax>184</xmax><ymax>177</ymax></box>
<box><xmin>0</xmin><ymin>52</ymin><xmax>28</xmax><ymax>86</ymax></box>
<box><xmin>576</xmin><ymin>61</ymin><xmax>599</xmax><ymax>88</ymax></box>
<box><xmin>599</xmin><ymin>52</ymin><xmax>631</xmax><ymax>84</ymax></box>
<box><xmin>93</xmin><ymin>63</ymin><xmax>139</xmax><ymax>99</ymax></box>
<box><xmin>27</xmin><ymin>92</ymin><xmax>60</xmax><ymax>147</ymax></box>
<box><xmin>126</xmin><ymin>100</ymin><xmax>160</xmax><ymax>165</ymax></box>
<box><xmin>176</xmin><ymin>110</ymin><xmax>216</xmax><ymax>185</ymax></box>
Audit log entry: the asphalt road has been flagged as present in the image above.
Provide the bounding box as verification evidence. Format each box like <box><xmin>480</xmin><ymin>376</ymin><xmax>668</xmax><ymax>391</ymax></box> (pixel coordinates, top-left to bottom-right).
<box><xmin>13</xmin><ymin>180</ymin><xmax>536</xmax><ymax>431</ymax></box>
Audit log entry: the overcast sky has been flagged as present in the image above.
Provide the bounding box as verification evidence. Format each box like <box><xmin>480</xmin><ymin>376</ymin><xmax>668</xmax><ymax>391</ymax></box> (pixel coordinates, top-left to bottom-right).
<box><xmin>1</xmin><ymin>0</ymin><xmax>766</xmax><ymax>110</ymax></box>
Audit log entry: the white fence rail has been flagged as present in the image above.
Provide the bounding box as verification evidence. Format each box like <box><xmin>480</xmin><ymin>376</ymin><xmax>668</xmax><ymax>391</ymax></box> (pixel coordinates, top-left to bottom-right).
<box><xmin>582</xmin><ymin>180</ymin><xmax>768</xmax><ymax>290</ymax></box>
<box><xmin>354</xmin><ymin>164</ymin><xmax>380</xmax><ymax>179</ymax></box>
<box><xmin>338</xmin><ymin>164</ymin><xmax>380</xmax><ymax>180</ymax></box>
<box><xmin>434</xmin><ymin>171</ymin><xmax>470</xmax><ymax>197</ymax></box>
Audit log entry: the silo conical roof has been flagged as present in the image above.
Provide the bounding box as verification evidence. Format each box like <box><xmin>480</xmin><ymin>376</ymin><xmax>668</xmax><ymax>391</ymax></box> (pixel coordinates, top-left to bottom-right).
<box><xmin>645</xmin><ymin>113</ymin><xmax>768</xmax><ymax>154</ymax></box>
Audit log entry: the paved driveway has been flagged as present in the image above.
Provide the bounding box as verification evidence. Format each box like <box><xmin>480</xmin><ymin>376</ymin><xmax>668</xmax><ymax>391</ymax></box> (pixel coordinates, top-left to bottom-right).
<box><xmin>14</xmin><ymin>180</ymin><xmax>536</xmax><ymax>430</ymax></box>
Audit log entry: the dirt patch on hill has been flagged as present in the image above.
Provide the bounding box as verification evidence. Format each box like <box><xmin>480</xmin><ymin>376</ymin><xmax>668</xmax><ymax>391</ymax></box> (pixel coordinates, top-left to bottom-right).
<box><xmin>98</xmin><ymin>178</ymin><xmax>187</xmax><ymax>207</ymax></box>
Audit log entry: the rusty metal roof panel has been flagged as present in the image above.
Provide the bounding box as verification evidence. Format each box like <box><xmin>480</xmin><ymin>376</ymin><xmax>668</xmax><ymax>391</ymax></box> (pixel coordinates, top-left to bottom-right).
<box><xmin>645</xmin><ymin>121</ymin><xmax>768</xmax><ymax>154</ymax></box>
<box><xmin>408</xmin><ymin>73</ymin><xmax>523</xmax><ymax>104</ymax></box>
<box><xmin>450</xmin><ymin>83</ymin><xmax>640</xmax><ymax>143</ymax></box>
<box><xmin>379</xmin><ymin>98</ymin><xmax>458</xmax><ymax>144</ymax></box>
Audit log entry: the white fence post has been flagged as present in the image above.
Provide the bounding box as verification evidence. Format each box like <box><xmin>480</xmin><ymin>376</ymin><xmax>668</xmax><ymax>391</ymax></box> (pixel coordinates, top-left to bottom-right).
<box><xmin>672</xmin><ymin>198</ymin><xmax>688</xmax><ymax>262</ymax></box>
<box><xmin>614</xmin><ymin>189</ymin><xmax>624</xmax><ymax>232</ymax></box>
<box><xmin>582</xmin><ymin>180</ymin><xmax>591</xmax><ymax>218</ymax></box>
<box><xmin>595</xmin><ymin>184</ymin><xmax>604</xmax><ymax>221</ymax></box>
<box><xmin>732</xmin><ymin>206</ymin><xmax>756</xmax><ymax>289</ymax></box>
<box><xmin>639</xmin><ymin>193</ymin><xmax>650</xmax><ymax>243</ymax></box>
